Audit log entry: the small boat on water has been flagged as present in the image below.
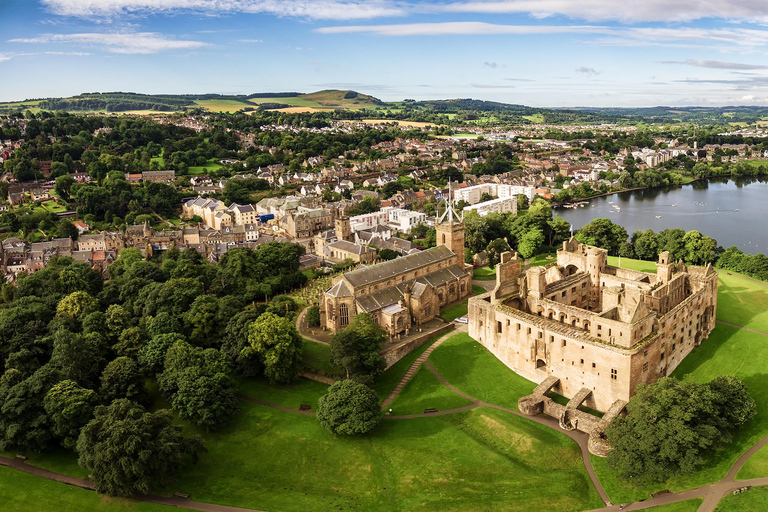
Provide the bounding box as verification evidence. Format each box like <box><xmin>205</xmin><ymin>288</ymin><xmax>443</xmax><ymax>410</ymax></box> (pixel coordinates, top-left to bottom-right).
<box><xmin>655</xmin><ymin>215</ymin><xmax>662</xmax><ymax>219</ymax></box>
<box><xmin>734</xmin><ymin>209</ymin><xmax>739</xmax><ymax>212</ymax></box>
<box><xmin>672</xmin><ymin>204</ymin><xmax>678</xmax><ymax>207</ymax></box>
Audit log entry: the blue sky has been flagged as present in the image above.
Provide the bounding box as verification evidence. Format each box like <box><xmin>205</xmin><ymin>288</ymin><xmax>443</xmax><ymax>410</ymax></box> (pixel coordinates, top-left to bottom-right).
<box><xmin>4</xmin><ymin>1</ymin><xmax>768</xmax><ymax>107</ymax></box>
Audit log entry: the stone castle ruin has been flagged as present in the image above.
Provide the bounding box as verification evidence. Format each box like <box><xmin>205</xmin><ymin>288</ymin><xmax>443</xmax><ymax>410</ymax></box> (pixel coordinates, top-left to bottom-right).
<box><xmin>468</xmin><ymin>239</ymin><xmax>718</xmax><ymax>455</ymax></box>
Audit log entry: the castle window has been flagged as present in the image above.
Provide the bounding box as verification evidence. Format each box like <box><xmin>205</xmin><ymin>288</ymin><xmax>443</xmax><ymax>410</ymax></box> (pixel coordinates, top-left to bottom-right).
<box><xmin>561</xmin><ymin>291</ymin><xmax>566</xmax><ymax>298</ymax></box>
<box><xmin>660</xmin><ymin>353</ymin><xmax>665</xmax><ymax>361</ymax></box>
<box><xmin>339</xmin><ymin>304</ymin><xmax>349</xmax><ymax>327</ymax></box>
<box><xmin>643</xmin><ymin>362</ymin><xmax>648</xmax><ymax>372</ymax></box>
<box><xmin>592</xmin><ymin>363</ymin><xmax>596</xmax><ymax>368</ymax></box>
<box><xmin>562</xmin><ymin>340</ymin><xmax>567</xmax><ymax>347</ymax></box>
<box><xmin>611</xmin><ymin>369</ymin><xmax>617</xmax><ymax>380</ymax></box>
<box><xmin>580</xmin><ymin>359</ymin><xmax>584</xmax><ymax>364</ymax></box>
<box><xmin>497</xmin><ymin>321</ymin><xmax>502</xmax><ymax>334</ymax></box>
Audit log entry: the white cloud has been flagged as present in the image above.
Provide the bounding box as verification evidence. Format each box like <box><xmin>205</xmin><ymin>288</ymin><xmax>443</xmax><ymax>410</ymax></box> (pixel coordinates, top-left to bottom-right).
<box><xmin>238</xmin><ymin>39</ymin><xmax>263</xmax><ymax>43</ymax></box>
<box><xmin>41</xmin><ymin>0</ymin><xmax>405</xmax><ymax>20</ymax></box>
<box><xmin>315</xmin><ymin>22</ymin><xmax>611</xmax><ymax>36</ymax></box>
<box><xmin>0</xmin><ymin>54</ymin><xmax>11</xmax><ymax>63</ymax></box>
<box><xmin>660</xmin><ymin>59</ymin><xmax>768</xmax><ymax>70</ymax></box>
<box><xmin>8</xmin><ymin>32</ymin><xmax>208</xmax><ymax>54</ymax></box>
<box><xmin>316</xmin><ymin>22</ymin><xmax>768</xmax><ymax>50</ymax></box>
<box><xmin>441</xmin><ymin>0</ymin><xmax>768</xmax><ymax>23</ymax></box>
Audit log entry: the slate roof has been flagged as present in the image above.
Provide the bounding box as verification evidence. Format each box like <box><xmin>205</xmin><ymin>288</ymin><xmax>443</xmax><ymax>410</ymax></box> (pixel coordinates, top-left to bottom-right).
<box><xmin>326</xmin><ymin>240</ymin><xmax>368</xmax><ymax>255</ymax></box>
<box><xmin>355</xmin><ymin>263</ymin><xmax>466</xmax><ymax>313</ymax></box>
<box><xmin>343</xmin><ymin>245</ymin><xmax>453</xmax><ymax>288</ymax></box>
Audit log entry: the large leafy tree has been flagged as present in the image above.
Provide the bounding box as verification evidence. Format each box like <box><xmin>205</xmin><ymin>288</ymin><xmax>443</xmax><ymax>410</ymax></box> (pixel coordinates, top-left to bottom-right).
<box><xmin>221</xmin><ymin>308</ymin><xmax>264</xmax><ymax>377</ymax></box>
<box><xmin>575</xmin><ymin>218</ymin><xmax>628</xmax><ymax>255</ymax></box>
<box><xmin>76</xmin><ymin>399</ymin><xmax>205</xmax><ymax>496</ymax></box>
<box><xmin>607</xmin><ymin>377</ymin><xmax>755</xmax><ymax>483</ymax></box>
<box><xmin>44</xmin><ymin>380</ymin><xmax>97</xmax><ymax>449</ymax></box>
<box><xmin>317</xmin><ymin>380</ymin><xmax>382</xmax><ymax>436</ymax></box>
<box><xmin>0</xmin><ymin>364</ymin><xmax>60</xmax><ymax>452</ymax></box>
<box><xmin>99</xmin><ymin>357</ymin><xmax>148</xmax><ymax>406</ymax></box>
<box><xmin>50</xmin><ymin>328</ymin><xmax>106</xmax><ymax>389</ymax></box>
<box><xmin>159</xmin><ymin>341</ymin><xmax>238</xmax><ymax>432</ymax></box>
<box><xmin>330</xmin><ymin>313</ymin><xmax>386</xmax><ymax>382</ymax></box>
<box><xmin>138</xmin><ymin>333</ymin><xmax>185</xmax><ymax>376</ymax></box>
<box><xmin>248</xmin><ymin>312</ymin><xmax>303</xmax><ymax>384</ymax></box>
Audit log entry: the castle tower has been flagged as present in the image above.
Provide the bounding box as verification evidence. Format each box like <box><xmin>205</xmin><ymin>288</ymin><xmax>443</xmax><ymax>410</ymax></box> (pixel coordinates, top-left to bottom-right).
<box><xmin>436</xmin><ymin>181</ymin><xmax>466</xmax><ymax>265</ymax></box>
<box><xmin>656</xmin><ymin>251</ymin><xmax>674</xmax><ymax>284</ymax></box>
<box><xmin>335</xmin><ymin>216</ymin><xmax>351</xmax><ymax>242</ymax></box>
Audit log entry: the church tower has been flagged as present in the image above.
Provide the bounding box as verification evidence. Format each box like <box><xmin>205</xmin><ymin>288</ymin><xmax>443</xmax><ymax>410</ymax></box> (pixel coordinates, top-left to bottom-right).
<box><xmin>335</xmin><ymin>216</ymin><xmax>352</xmax><ymax>242</ymax></box>
<box><xmin>435</xmin><ymin>182</ymin><xmax>466</xmax><ymax>266</ymax></box>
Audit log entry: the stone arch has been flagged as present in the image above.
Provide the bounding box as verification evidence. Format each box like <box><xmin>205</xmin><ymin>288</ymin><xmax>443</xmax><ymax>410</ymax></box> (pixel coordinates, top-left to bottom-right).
<box><xmin>564</xmin><ymin>264</ymin><xmax>580</xmax><ymax>276</ymax></box>
<box><xmin>559</xmin><ymin>312</ymin><xmax>566</xmax><ymax>323</ymax></box>
<box><xmin>571</xmin><ymin>318</ymin><xmax>579</xmax><ymax>327</ymax></box>
<box><xmin>536</xmin><ymin>305</ymin><xmax>544</xmax><ymax>316</ymax></box>
<box><xmin>536</xmin><ymin>359</ymin><xmax>546</xmax><ymax>369</ymax></box>
<box><xmin>547</xmin><ymin>310</ymin><xmax>555</xmax><ymax>319</ymax></box>
<box><xmin>583</xmin><ymin>320</ymin><xmax>590</xmax><ymax>330</ymax></box>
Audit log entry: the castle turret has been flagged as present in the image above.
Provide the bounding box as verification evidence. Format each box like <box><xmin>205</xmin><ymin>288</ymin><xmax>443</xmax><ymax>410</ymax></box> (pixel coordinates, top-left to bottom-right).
<box><xmin>656</xmin><ymin>251</ymin><xmax>673</xmax><ymax>284</ymax></box>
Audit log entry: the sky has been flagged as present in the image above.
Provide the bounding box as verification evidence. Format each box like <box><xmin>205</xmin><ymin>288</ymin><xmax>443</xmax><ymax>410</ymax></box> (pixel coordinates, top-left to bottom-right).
<box><xmin>5</xmin><ymin>1</ymin><xmax>768</xmax><ymax>107</ymax></box>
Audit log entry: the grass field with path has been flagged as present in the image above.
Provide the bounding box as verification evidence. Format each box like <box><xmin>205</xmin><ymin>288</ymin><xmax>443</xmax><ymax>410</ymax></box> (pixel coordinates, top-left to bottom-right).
<box><xmin>172</xmin><ymin>402</ymin><xmax>603</xmax><ymax>512</ymax></box>
<box><xmin>429</xmin><ymin>333</ymin><xmax>537</xmax><ymax>409</ymax></box>
<box><xmin>440</xmin><ymin>284</ymin><xmax>487</xmax><ymax>321</ymax></box>
<box><xmin>714</xmin><ymin>485</ymin><xmax>768</xmax><ymax>511</ymax></box>
<box><xmin>0</xmin><ymin>465</ymin><xmax>192</xmax><ymax>512</ymax></box>
<box><xmin>301</xmin><ymin>339</ymin><xmax>335</xmax><ymax>373</ymax></box>
<box><xmin>646</xmin><ymin>499</ymin><xmax>703</xmax><ymax>511</ymax></box>
<box><xmin>388</xmin><ymin>366</ymin><xmax>473</xmax><ymax>415</ymax></box>
<box><xmin>193</xmin><ymin>99</ymin><xmax>253</xmax><ymax>112</ymax></box>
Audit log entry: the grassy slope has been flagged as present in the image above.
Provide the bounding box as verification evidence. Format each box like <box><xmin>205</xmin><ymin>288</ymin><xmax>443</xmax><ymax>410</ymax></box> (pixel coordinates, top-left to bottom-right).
<box><xmin>173</xmin><ymin>402</ymin><xmax>603</xmax><ymax>512</ymax></box>
<box><xmin>429</xmin><ymin>333</ymin><xmax>537</xmax><ymax>409</ymax></box>
<box><xmin>715</xmin><ymin>485</ymin><xmax>768</xmax><ymax>511</ymax></box>
<box><xmin>238</xmin><ymin>376</ymin><xmax>330</xmax><ymax>410</ymax></box>
<box><xmin>372</xmin><ymin>336</ymin><xmax>435</xmax><ymax>401</ymax></box>
<box><xmin>388</xmin><ymin>366</ymin><xmax>473</xmax><ymax>415</ymax></box>
<box><xmin>301</xmin><ymin>340</ymin><xmax>335</xmax><ymax>373</ymax></box>
<box><xmin>0</xmin><ymin>465</ymin><xmax>192</xmax><ymax>512</ymax></box>
<box><xmin>193</xmin><ymin>99</ymin><xmax>253</xmax><ymax>112</ymax></box>
<box><xmin>472</xmin><ymin>267</ymin><xmax>496</xmax><ymax>280</ymax></box>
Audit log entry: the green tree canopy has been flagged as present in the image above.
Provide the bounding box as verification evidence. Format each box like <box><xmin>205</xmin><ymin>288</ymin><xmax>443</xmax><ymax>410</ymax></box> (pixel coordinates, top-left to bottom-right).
<box><xmin>607</xmin><ymin>376</ymin><xmax>756</xmax><ymax>483</ymax></box>
<box><xmin>76</xmin><ymin>399</ymin><xmax>205</xmax><ymax>496</ymax></box>
<box><xmin>248</xmin><ymin>312</ymin><xmax>303</xmax><ymax>384</ymax></box>
<box><xmin>329</xmin><ymin>313</ymin><xmax>386</xmax><ymax>382</ymax></box>
<box><xmin>44</xmin><ymin>380</ymin><xmax>97</xmax><ymax>449</ymax></box>
<box><xmin>317</xmin><ymin>380</ymin><xmax>382</xmax><ymax>436</ymax></box>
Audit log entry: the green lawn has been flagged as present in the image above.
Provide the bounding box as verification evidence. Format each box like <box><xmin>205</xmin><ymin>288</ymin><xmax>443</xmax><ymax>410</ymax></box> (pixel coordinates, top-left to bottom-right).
<box><xmin>473</xmin><ymin>267</ymin><xmax>496</xmax><ymax>280</ymax></box>
<box><xmin>301</xmin><ymin>340</ymin><xmax>335</xmax><ymax>374</ymax></box>
<box><xmin>429</xmin><ymin>333</ymin><xmax>537</xmax><ymax>410</ymax></box>
<box><xmin>716</xmin><ymin>271</ymin><xmax>768</xmax><ymax>333</ymax></box>
<box><xmin>0</xmin><ymin>465</ymin><xmax>193</xmax><ymax>512</ymax></box>
<box><xmin>42</xmin><ymin>200</ymin><xmax>67</xmax><ymax>213</ymax></box>
<box><xmin>530</xmin><ymin>253</ymin><xmax>557</xmax><ymax>267</ymax></box>
<box><xmin>441</xmin><ymin>303</ymin><xmax>468</xmax><ymax>322</ymax></box>
<box><xmin>388</xmin><ymin>366</ymin><xmax>473</xmax><ymax>415</ymax></box>
<box><xmin>607</xmin><ymin>255</ymin><xmax>657</xmax><ymax>273</ymax></box>
<box><xmin>715</xmin><ymin>485</ymin><xmax>768</xmax><ymax>511</ymax></box>
<box><xmin>0</xmin><ymin>448</ymin><xmax>87</xmax><ymax>479</ymax></box>
<box><xmin>172</xmin><ymin>401</ymin><xmax>604</xmax><ymax>512</ymax></box>
<box><xmin>739</xmin><ymin>442</ymin><xmax>768</xmax><ymax>479</ymax></box>
<box><xmin>238</xmin><ymin>376</ymin><xmax>330</xmax><ymax>411</ymax></box>
<box><xmin>647</xmin><ymin>499</ymin><xmax>703</xmax><ymax>511</ymax></box>
<box><xmin>186</xmin><ymin>159</ymin><xmax>223</xmax><ymax>175</ymax></box>
<box><xmin>372</xmin><ymin>336</ymin><xmax>436</xmax><ymax>401</ymax></box>
<box><xmin>193</xmin><ymin>99</ymin><xmax>254</xmax><ymax>112</ymax></box>
<box><xmin>594</xmin><ymin>324</ymin><xmax>768</xmax><ymax>502</ymax></box>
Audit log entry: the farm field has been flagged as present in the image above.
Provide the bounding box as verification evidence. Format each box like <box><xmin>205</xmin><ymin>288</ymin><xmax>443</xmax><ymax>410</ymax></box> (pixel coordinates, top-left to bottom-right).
<box><xmin>193</xmin><ymin>99</ymin><xmax>253</xmax><ymax>112</ymax></box>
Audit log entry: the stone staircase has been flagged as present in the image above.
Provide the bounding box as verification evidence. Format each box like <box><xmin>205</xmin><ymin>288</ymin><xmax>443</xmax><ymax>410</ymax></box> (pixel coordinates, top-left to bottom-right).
<box><xmin>381</xmin><ymin>333</ymin><xmax>453</xmax><ymax>410</ymax></box>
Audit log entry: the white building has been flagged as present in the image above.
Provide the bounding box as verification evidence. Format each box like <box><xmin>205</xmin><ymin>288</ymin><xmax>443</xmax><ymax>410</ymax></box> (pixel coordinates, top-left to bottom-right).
<box><xmin>383</xmin><ymin>207</ymin><xmax>427</xmax><ymax>232</ymax></box>
<box><xmin>349</xmin><ymin>210</ymin><xmax>389</xmax><ymax>232</ymax></box>
<box><xmin>463</xmin><ymin>196</ymin><xmax>518</xmax><ymax>217</ymax></box>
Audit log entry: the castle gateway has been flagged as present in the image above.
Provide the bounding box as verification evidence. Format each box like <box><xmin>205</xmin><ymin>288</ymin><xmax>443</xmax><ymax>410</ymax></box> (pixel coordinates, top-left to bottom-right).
<box><xmin>469</xmin><ymin>239</ymin><xmax>718</xmax><ymax>414</ymax></box>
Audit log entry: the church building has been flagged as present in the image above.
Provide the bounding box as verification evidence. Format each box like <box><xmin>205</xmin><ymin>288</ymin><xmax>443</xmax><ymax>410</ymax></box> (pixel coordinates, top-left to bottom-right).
<box><xmin>322</xmin><ymin>193</ymin><xmax>472</xmax><ymax>335</ymax></box>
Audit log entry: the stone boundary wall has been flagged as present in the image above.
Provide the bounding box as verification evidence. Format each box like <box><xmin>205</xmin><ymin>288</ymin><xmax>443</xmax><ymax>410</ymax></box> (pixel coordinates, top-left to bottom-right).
<box><xmin>380</xmin><ymin>323</ymin><xmax>454</xmax><ymax>369</ymax></box>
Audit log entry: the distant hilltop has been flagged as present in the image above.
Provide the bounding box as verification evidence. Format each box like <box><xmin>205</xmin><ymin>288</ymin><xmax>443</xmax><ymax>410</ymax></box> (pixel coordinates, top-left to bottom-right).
<box><xmin>4</xmin><ymin>90</ymin><xmax>768</xmax><ymax>125</ymax></box>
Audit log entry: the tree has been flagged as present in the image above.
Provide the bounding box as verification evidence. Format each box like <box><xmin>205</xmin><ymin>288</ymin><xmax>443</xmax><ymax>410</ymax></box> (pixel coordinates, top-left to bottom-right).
<box><xmin>76</xmin><ymin>399</ymin><xmax>205</xmax><ymax>496</ymax></box>
<box><xmin>44</xmin><ymin>380</ymin><xmax>97</xmax><ymax>449</ymax></box>
<box><xmin>330</xmin><ymin>313</ymin><xmax>386</xmax><ymax>382</ymax></box>
<box><xmin>607</xmin><ymin>377</ymin><xmax>755</xmax><ymax>483</ymax></box>
<box><xmin>158</xmin><ymin>341</ymin><xmax>238</xmax><ymax>432</ymax></box>
<box><xmin>56</xmin><ymin>291</ymin><xmax>98</xmax><ymax>319</ymax></box>
<box><xmin>486</xmin><ymin>238</ymin><xmax>511</xmax><ymax>267</ymax></box>
<box><xmin>517</xmin><ymin>229</ymin><xmax>544</xmax><ymax>259</ymax></box>
<box><xmin>248</xmin><ymin>312</ymin><xmax>303</xmax><ymax>383</ymax></box>
<box><xmin>138</xmin><ymin>333</ymin><xmax>185</xmax><ymax>376</ymax></box>
<box><xmin>50</xmin><ymin>328</ymin><xmax>106</xmax><ymax>389</ymax></box>
<box><xmin>306</xmin><ymin>305</ymin><xmax>321</xmax><ymax>327</ymax></box>
<box><xmin>0</xmin><ymin>364</ymin><xmax>60</xmax><ymax>452</ymax></box>
<box><xmin>378</xmin><ymin>248</ymin><xmax>400</xmax><ymax>261</ymax></box>
<box><xmin>221</xmin><ymin>308</ymin><xmax>264</xmax><ymax>377</ymax></box>
<box><xmin>317</xmin><ymin>380</ymin><xmax>382</xmax><ymax>436</ymax></box>
<box><xmin>99</xmin><ymin>357</ymin><xmax>148</xmax><ymax>405</ymax></box>
<box><xmin>575</xmin><ymin>218</ymin><xmax>628</xmax><ymax>255</ymax></box>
